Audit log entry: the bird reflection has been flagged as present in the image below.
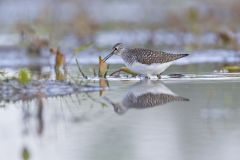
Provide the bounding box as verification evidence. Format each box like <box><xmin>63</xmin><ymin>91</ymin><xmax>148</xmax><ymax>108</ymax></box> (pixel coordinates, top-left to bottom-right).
<box><xmin>104</xmin><ymin>80</ymin><xmax>189</xmax><ymax>115</ymax></box>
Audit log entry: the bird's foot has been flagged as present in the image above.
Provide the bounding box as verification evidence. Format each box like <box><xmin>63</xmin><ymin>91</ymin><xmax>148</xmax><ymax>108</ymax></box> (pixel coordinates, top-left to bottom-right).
<box><xmin>138</xmin><ymin>74</ymin><xmax>150</xmax><ymax>79</ymax></box>
<box><xmin>168</xmin><ymin>73</ymin><xmax>184</xmax><ymax>78</ymax></box>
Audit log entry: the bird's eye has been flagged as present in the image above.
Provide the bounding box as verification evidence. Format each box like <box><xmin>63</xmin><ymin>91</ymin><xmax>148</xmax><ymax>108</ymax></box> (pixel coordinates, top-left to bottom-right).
<box><xmin>114</xmin><ymin>47</ymin><xmax>118</xmax><ymax>51</ymax></box>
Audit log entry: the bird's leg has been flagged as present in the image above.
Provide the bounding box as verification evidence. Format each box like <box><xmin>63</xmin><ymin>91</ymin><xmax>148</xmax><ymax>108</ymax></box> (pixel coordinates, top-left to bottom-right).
<box><xmin>138</xmin><ymin>74</ymin><xmax>150</xmax><ymax>79</ymax></box>
<box><xmin>145</xmin><ymin>75</ymin><xmax>150</xmax><ymax>79</ymax></box>
<box><xmin>145</xmin><ymin>74</ymin><xmax>151</xmax><ymax>79</ymax></box>
<box><xmin>157</xmin><ymin>73</ymin><xmax>162</xmax><ymax>79</ymax></box>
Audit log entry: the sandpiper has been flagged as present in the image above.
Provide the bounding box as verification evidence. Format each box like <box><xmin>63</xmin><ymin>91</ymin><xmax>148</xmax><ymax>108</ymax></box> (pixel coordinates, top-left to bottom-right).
<box><xmin>103</xmin><ymin>43</ymin><xmax>189</xmax><ymax>78</ymax></box>
<box><xmin>104</xmin><ymin>80</ymin><xmax>189</xmax><ymax>115</ymax></box>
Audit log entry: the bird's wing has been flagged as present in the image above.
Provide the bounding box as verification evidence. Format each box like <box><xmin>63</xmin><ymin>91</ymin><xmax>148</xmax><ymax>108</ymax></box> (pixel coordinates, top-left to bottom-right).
<box><xmin>123</xmin><ymin>93</ymin><xmax>189</xmax><ymax>108</ymax></box>
<box><xmin>130</xmin><ymin>48</ymin><xmax>188</xmax><ymax>65</ymax></box>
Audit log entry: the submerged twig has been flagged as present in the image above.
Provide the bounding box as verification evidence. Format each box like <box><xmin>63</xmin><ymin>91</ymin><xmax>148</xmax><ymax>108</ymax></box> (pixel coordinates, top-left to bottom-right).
<box><xmin>110</xmin><ymin>67</ymin><xmax>138</xmax><ymax>77</ymax></box>
<box><xmin>75</xmin><ymin>58</ymin><xmax>87</xmax><ymax>79</ymax></box>
<box><xmin>84</xmin><ymin>92</ymin><xmax>108</xmax><ymax>107</ymax></box>
<box><xmin>93</xmin><ymin>68</ymin><xmax>97</xmax><ymax>77</ymax></box>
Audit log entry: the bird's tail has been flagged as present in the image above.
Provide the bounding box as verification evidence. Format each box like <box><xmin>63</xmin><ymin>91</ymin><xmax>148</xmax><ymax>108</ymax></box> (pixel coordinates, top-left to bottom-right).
<box><xmin>175</xmin><ymin>96</ymin><xmax>190</xmax><ymax>102</ymax></box>
<box><xmin>178</xmin><ymin>54</ymin><xmax>189</xmax><ymax>58</ymax></box>
<box><xmin>167</xmin><ymin>53</ymin><xmax>189</xmax><ymax>62</ymax></box>
<box><xmin>182</xmin><ymin>54</ymin><xmax>189</xmax><ymax>57</ymax></box>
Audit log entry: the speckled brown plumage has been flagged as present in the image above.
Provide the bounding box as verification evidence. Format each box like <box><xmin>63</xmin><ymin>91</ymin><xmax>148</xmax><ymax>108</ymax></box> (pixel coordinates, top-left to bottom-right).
<box><xmin>127</xmin><ymin>48</ymin><xmax>189</xmax><ymax>65</ymax></box>
<box><xmin>123</xmin><ymin>92</ymin><xmax>189</xmax><ymax>108</ymax></box>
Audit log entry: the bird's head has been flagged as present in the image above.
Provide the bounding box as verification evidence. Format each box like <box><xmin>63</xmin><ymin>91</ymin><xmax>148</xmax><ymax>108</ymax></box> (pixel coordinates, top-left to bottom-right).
<box><xmin>112</xmin><ymin>103</ymin><xmax>128</xmax><ymax>115</ymax></box>
<box><xmin>103</xmin><ymin>43</ymin><xmax>125</xmax><ymax>62</ymax></box>
<box><xmin>103</xmin><ymin>96</ymin><xmax>128</xmax><ymax>115</ymax></box>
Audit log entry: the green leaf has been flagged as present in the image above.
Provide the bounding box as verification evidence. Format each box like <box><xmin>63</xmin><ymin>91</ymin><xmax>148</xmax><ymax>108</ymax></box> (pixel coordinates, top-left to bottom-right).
<box><xmin>18</xmin><ymin>68</ymin><xmax>31</xmax><ymax>85</ymax></box>
<box><xmin>22</xmin><ymin>147</ymin><xmax>30</xmax><ymax>160</ymax></box>
<box><xmin>223</xmin><ymin>65</ymin><xmax>240</xmax><ymax>73</ymax></box>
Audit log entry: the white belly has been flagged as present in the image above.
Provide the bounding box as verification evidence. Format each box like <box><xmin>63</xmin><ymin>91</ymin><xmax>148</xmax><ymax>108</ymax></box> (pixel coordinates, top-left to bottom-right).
<box><xmin>127</xmin><ymin>61</ymin><xmax>173</xmax><ymax>75</ymax></box>
<box><xmin>129</xmin><ymin>80</ymin><xmax>177</xmax><ymax>97</ymax></box>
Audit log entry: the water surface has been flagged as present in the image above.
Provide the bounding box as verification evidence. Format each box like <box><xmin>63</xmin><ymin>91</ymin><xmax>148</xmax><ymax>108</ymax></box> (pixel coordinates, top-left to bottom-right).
<box><xmin>0</xmin><ymin>65</ymin><xmax>239</xmax><ymax>160</ymax></box>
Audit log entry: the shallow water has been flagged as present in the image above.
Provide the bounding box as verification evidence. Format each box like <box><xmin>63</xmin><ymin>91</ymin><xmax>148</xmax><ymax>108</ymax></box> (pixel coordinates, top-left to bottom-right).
<box><xmin>0</xmin><ymin>63</ymin><xmax>240</xmax><ymax>160</ymax></box>
<box><xmin>1</xmin><ymin>0</ymin><xmax>240</xmax><ymax>158</ymax></box>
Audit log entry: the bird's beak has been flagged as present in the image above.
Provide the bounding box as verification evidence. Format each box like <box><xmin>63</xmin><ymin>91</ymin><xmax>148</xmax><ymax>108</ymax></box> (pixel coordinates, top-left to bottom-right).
<box><xmin>103</xmin><ymin>50</ymin><xmax>114</xmax><ymax>62</ymax></box>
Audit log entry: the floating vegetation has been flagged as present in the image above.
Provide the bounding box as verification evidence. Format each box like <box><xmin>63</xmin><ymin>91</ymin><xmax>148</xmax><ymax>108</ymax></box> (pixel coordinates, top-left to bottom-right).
<box><xmin>22</xmin><ymin>147</ymin><xmax>30</xmax><ymax>160</ymax></box>
<box><xmin>50</xmin><ymin>48</ymin><xmax>65</xmax><ymax>68</ymax></box>
<box><xmin>18</xmin><ymin>68</ymin><xmax>31</xmax><ymax>85</ymax></box>
<box><xmin>0</xmin><ymin>80</ymin><xmax>103</xmax><ymax>102</ymax></box>
<box><xmin>55</xmin><ymin>68</ymin><xmax>66</xmax><ymax>81</ymax></box>
<box><xmin>98</xmin><ymin>56</ymin><xmax>108</xmax><ymax>78</ymax></box>
<box><xmin>50</xmin><ymin>47</ymin><xmax>68</xmax><ymax>80</ymax></box>
<box><xmin>223</xmin><ymin>64</ymin><xmax>240</xmax><ymax>73</ymax></box>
